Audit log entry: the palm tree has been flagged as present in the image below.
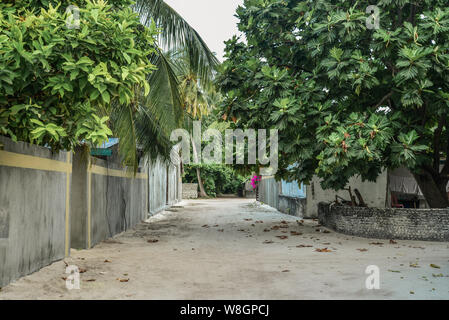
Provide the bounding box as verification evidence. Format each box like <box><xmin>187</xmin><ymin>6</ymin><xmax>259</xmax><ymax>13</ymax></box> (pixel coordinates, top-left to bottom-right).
<box><xmin>166</xmin><ymin>49</ymin><xmax>220</xmax><ymax>197</ymax></box>
<box><xmin>113</xmin><ymin>0</ymin><xmax>219</xmax><ymax>169</ymax></box>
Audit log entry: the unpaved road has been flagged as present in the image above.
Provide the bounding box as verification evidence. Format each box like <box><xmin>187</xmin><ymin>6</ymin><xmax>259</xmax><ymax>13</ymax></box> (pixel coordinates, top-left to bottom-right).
<box><xmin>0</xmin><ymin>198</ymin><xmax>448</xmax><ymax>299</ymax></box>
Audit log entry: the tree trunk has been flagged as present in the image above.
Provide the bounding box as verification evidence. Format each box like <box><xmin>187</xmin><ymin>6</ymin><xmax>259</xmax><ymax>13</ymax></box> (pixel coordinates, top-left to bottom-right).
<box><xmin>191</xmin><ymin>134</ymin><xmax>208</xmax><ymax>198</ymax></box>
<box><xmin>413</xmin><ymin>171</ymin><xmax>449</xmax><ymax>208</ymax></box>
<box><xmin>196</xmin><ymin>167</ymin><xmax>208</xmax><ymax>198</ymax></box>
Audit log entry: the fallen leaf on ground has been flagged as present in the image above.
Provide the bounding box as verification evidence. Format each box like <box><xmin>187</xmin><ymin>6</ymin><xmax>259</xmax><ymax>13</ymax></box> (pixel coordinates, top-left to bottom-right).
<box><xmin>388</xmin><ymin>270</ymin><xmax>401</xmax><ymax>273</ymax></box>
<box><xmin>79</xmin><ymin>268</ymin><xmax>87</xmax><ymax>273</ymax></box>
<box><xmin>296</xmin><ymin>245</ymin><xmax>313</xmax><ymax>248</ymax></box>
<box><xmin>244</xmin><ymin>219</ymin><xmax>253</xmax><ymax>221</ymax></box>
<box><xmin>263</xmin><ymin>240</ymin><xmax>274</xmax><ymax>244</ymax></box>
<box><xmin>61</xmin><ymin>277</ymin><xmax>67</xmax><ymax>281</ymax></box>
<box><xmin>86</xmin><ymin>279</ymin><xmax>96</xmax><ymax>282</ymax></box>
<box><xmin>217</xmin><ymin>229</ymin><xmax>224</xmax><ymax>232</ymax></box>
<box><xmin>369</xmin><ymin>242</ymin><xmax>384</xmax><ymax>246</ymax></box>
<box><xmin>315</xmin><ymin>248</ymin><xmax>332</xmax><ymax>252</ymax></box>
<box><xmin>213</xmin><ymin>225</ymin><xmax>219</xmax><ymax>227</ymax></box>
<box><xmin>390</xmin><ymin>239</ymin><xmax>398</xmax><ymax>244</ymax></box>
<box><xmin>147</xmin><ymin>239</ymin><xmax>159</xmax><ymax>243</ymax></box>
<box><xmin>430</xmin><ymin>264</ymin><xmax>441</xmax><ymax>269</ymax></box>
<box><xmin>104</xmin><ymin>259</ymin><xmax>111</xmax><ymax>263</ymax></box>
<box><xmin>282</xmin><ymin>270</ymin><xmax>290</xmax><ymax>273</ymax></box>
<box><xmin>409</xmin><ymin>263</ymin><xmax>420</xmax><ymax>268</ymax></box>
<box><xmin>357</xmin><ymin>248</ymin><xmax>368</xmax><ymax>252</ymax></box>
<box><xmin>118</xmin><ymin>278</ymin><xmax>129</xmax><ymax>282</ymax></box>
<box><xmin>271</xmin><ymin>226</ymin><xmax>280</xmax><ymax>230</ymax></box>
<box><xmin>263</xmin><ymin>229</ymin><xmax>270</xmax><ymax>232</ymax></box>
<box><xmin>276</xmin><ymin>236</ymin><xmax>288</xmax><ymax>240</ymax></box>
<box><xmin>281</xmin><ymin>221</ymin><xmax>288</xmax><ymax>224</ymax></box>
<box><xmin>290</xmin><ymin>231</ymin><xmax>302</xmax><ymax>236</ymax></box>
<box><xmin>280</xmin><ymin>225</ymin><xmax>289</xmax><ymax>229</ymax></box>
<box><xmin>201</xmin><ymin>225</ymin><xmax>209</xmax><ymax>228</ymax></box>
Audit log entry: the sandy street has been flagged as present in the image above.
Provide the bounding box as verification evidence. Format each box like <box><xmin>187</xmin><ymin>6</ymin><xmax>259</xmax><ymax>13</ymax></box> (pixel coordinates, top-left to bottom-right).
<box><xmin>0</xmin><ymin>198</ymin><xmax>448</xmax><ymax>300</ymax></box>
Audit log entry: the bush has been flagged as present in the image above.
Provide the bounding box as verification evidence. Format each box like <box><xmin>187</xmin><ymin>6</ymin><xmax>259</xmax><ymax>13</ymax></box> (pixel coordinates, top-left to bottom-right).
<box><xmin>183</xmin><ymin>164</ymin><xmax>247</xmax><ymax>197</ymax></box>
<box><xmin>0</xmin><ymin>0</ymin><xmax>157</xmax><ymax>151</ymax></box>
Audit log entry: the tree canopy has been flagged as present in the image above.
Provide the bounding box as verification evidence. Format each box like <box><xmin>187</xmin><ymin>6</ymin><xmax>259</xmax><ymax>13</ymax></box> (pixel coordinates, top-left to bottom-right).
<box><xmin>217</xmin><ymin>0</ymin><xmax>449</xmax><ymax>207</ymax></box>
<box><xmin>0</xmin><ymin>0</ymin><xmax>157</xmax><ymax>151</ymax></box>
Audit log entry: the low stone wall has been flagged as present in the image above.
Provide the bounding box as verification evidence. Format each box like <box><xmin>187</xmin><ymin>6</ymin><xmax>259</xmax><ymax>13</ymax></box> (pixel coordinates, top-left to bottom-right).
<box><xmin>278</xmin><ymin>195</ymin><xmax>306</xmax><ymax>218</ymax></box>
<box><xmin>182</xmin><ymin>183</ymin><xmax>198</xmax><ymax>199</ymax></box>
<box><xmin>318</xmin><ymin>202</ymin><xmax>449</xmax><ymax>241</ymax></box>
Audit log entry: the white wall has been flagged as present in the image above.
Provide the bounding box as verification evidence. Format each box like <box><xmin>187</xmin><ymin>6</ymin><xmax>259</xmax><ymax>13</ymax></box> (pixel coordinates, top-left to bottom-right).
<box><xmin>306</xmin><ymin>171</ymin><xmax>388</xmax><ymax>218</ymax></box>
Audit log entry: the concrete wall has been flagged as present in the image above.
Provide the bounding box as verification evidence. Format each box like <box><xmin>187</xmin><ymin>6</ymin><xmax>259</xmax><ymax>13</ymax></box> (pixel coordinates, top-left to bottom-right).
<box><xmin>306</xmin><ymin>172</ymin><xmax>388</xmax><ymax>218</ymax></box>
<box><xmin>182</xmin><ymin>183</ymin><xmax>198</xmax><ymax>199</ymax></box>
<box><xmin>258</xmin><ymin>177</ymin><xmax>306</xmax><ymax>218</ymax></box>
<box><xmin>258</xmin><ymin>177</ymin><xmax>279</xmax><ymax>210</ymax></box>
<box><xmin>70</xmin><ymin>148</ymin><xmax>148</xmax><ymax>249</ymax></box>
<box><xmin>318</xmin><ymin>202</ymin><xmax>449</xmax><ymax>241</ymax></box>
<box><xmin>0</xmin><ymin>136</ymin><xmax>70</xmax><ymax>287</ymax></box>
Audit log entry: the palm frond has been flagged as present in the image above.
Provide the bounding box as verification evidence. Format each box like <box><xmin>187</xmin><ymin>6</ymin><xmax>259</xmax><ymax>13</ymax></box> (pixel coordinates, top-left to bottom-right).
<box><xmin>133</xmin><ymin>0</ymin><xmax>219</xmax><ymax>87</ymax></box>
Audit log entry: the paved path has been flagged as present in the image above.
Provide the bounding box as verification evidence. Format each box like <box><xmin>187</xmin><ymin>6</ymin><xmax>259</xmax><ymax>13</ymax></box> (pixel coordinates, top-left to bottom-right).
<box><xmin>0</xmin><ymin>198</ymin><xmax>448</xmax><ymax>299</ymax></box>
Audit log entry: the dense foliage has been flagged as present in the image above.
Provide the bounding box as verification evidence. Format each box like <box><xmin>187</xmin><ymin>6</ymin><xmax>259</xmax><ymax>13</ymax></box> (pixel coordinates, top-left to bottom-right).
<box><xmin>183</xmin><ymin>164</ymin><xmax>247</xmax><ymax>197</ymax></box>
<box><xmin>217</xmin><ymin>0</ymin><xmax>449</xmax><ymax>207</ymax></box>
<box><xmin>0</xmin><ymin>0</ymin><xmax>157</xmax><ymax>151</ymax></box>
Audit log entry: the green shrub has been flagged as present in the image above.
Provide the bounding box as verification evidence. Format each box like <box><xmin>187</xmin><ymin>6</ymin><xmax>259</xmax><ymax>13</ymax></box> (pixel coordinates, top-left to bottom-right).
<box><xmin>0</xmin><ymin>0</ymin><xmax>157</xmax><ymax>151</ymax></box>
<box><xmin>183</xmin><ymin>164</ymin><xmax>247</xmax><ymax>197</ymax></box>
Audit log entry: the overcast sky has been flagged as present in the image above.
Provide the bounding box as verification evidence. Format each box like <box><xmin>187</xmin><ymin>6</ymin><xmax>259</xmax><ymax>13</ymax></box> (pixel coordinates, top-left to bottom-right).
<box><xmin>164</xmin><ymin>0</ymin><xmax>244</xmax><ymax>61</ymax></box>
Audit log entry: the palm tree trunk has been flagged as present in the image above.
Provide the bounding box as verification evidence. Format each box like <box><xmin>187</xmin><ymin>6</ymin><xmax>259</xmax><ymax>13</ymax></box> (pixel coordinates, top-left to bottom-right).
<box><xmin>191</xmin><ymin>134</ymin><xmax>207</xmax><ymax>197</ymax></box>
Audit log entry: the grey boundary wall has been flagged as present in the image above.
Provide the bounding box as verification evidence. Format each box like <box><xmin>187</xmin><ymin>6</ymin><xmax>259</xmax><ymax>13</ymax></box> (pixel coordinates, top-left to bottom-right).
<box><xmin>258</xmin><ymin>177</ymin><xmax>306</xmax><ymax>218</ymax></box>
<box><xmin>70</xmin><ymin>146</ymin><xmax>148</xmax><ymax>249</ymax></box>
<box><xmin>0</xmin><ymin>136</ymin><xmax>70</xmax><ymax>287</ymax></box>
<box><xmin>318</xmin><ymin>202</ymin><xmax>449</xmax><ymax>241</ymax></box>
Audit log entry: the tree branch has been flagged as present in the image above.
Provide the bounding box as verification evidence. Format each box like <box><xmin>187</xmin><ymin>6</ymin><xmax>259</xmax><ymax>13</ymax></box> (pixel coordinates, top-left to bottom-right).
<box><xmin>374</xmin><ymin>91</ymin><xmax>393</xmax><ymax>109</ymax></box>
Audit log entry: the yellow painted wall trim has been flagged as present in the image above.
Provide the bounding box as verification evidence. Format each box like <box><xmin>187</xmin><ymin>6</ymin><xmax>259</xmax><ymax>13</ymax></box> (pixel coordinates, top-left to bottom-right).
<box><xmin>89</xmin><ymin>164</ymin><xmax>147</xmax><ymax>180</ymax></box>
<box><xmin>0</xmin><ymin>150</ymin><xmax>72</xmax><ymax>173</ymax></box>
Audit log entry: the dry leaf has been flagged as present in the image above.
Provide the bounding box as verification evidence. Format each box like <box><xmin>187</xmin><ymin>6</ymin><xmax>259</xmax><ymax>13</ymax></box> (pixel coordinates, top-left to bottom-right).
<box><xmin>390</xmin><ymin>239</ymin><xmax>398</xmax><ymax>244</ymax></box>
<box><xmin>296</xmin><ymin>244</ymin><xmax>313</xmax><ymax>248</ymax></box>
<box><xmin>430</xmin><ymin>264</ymin><xmax>441</xmax><ymax>269</ymax></box>
<box><xmin>290</xmin><ymin>231</ymin><xmax>302</xmax><ymax>236</ymax></box>
<box><xmin>315</xmin><ymin>248</ymin><xmax>332</xmax><ymax>252</ymax></box>
<box><xmin>263</xmin><ymin>229</ymin><xmax>271</xmax><ymax>232</ymax></box>
<box><xmin>282</xmin><ymin>270</ymin><xmax>290</xmax><ymax>273</ymax></box>
<box><xmin>104</xmin><ymin>259</ymin><xmax>111</xmax><ymax>263</ymax></box>
<box><xmin>118</xmin><ymin>278</ymin><xmax>129</xmax><ymax>282</ymax></box>
<box><xmin>263</xmin><ymin>240</ymin><xmax>274</xmax><ymax>244</ymax></box>
<box><xmin>79</xmin><ymin>268</ymin><xmax>87</xmax><ymax>273</ymax></box>
<box><xmin>276</xmin><ymin>236</ymin><xmax>288</xmax><ymax>240</ymax></box>
<box><xmin>369</xmin><ymin>242</ymin><xmax>384</xmax><ymax>246</ymax></box>
<box><xmin>147</xmin><ymin>239</ymin><xmax>159</xmax><ymax>243</ymax></box>
<box><xmin>86</xmin><ymin>279</ymin><xmax>96</xmax><ymax>282</ymax></box>
<box><xmin>357</xmin><ymin>248</ymin><xmax>368</xmax><ymax>252</ymax></box>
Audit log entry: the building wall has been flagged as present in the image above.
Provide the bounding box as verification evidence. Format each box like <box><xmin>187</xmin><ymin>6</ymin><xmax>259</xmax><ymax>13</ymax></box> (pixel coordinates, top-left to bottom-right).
<box><xmin>306</xmin><ymin>172</ymin><xmax>388</xmax><ymax>218</ymax></box>
<box><xmin>0</xmin><ymin>136</ymin><xmax>70</xmax><ymax>287</ymax></box>
<box><xmin>70</xmin><ymin>149</ymin><xmax>148</xmax><ymax>249</ymax></box>
<box><xmin>318</xmin><ymin>202</ymin><xmax>449</xmax><ymax>241</ymax></box>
